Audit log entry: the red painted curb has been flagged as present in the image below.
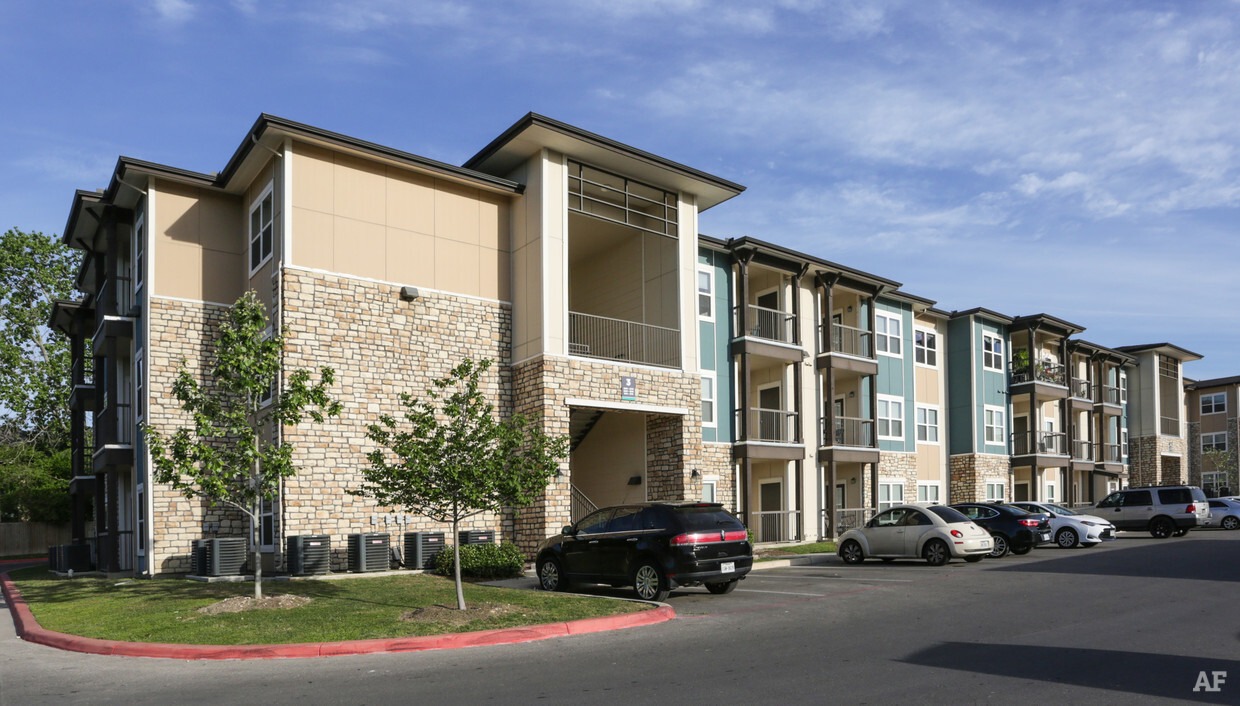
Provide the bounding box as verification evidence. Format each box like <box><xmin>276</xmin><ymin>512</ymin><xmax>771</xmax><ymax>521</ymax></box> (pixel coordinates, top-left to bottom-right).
<box><xmin>1</xmin><ymin>572</ymin><xmax>675</xmax><ymax>660</ymax></box>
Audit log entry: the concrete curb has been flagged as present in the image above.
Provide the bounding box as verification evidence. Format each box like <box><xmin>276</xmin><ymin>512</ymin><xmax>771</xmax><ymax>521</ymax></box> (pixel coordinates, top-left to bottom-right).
<box><xmin>1</xmin><ymin>571</ymin><xmax>674</xmax><ymax>660</ymax></box>
<box><xmin>750</xmin><ymin>553</ymin><xmax>836</xmax><ymax>570</ymax></box>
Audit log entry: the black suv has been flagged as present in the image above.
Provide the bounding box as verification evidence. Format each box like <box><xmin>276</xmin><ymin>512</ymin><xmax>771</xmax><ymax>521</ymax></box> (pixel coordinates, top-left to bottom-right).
<box><xmin>950</xmin><ymin>503</ymin><xmax>1052</xmax><ymax>558</ymax></box>
<box><xmin>535</xmin><ymin>503</ymin><xmax>753</xmax><ymax>601</ymax></box>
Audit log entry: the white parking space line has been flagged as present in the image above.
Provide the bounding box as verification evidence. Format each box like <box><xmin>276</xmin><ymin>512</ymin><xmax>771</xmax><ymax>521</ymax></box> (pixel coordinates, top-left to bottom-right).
<box><xmin>753</xmin><ymin>573</ymin><xmax>913</xmax><ymax>583</ymax></box>
<box><xmin>736</xmin><ymin>589</ymin><xmax>827</xmax><ymax>597</ymax></box>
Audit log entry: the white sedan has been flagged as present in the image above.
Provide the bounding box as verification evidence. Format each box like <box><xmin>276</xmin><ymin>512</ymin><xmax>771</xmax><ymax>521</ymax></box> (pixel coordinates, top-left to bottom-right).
<box><xmin>1205</xmin><ymin>498</ymin><xmax>1240</xmax><ymax>530</ymax></box>
<box><xmin>837</xmin><ymin>504</ymin><xmax>992</xmax><ymax>566</ymax></box>
<box><xmin>1009</xmin><ymin>501</ymin><xmax>1116</xmax><ymax>548</ymax></box>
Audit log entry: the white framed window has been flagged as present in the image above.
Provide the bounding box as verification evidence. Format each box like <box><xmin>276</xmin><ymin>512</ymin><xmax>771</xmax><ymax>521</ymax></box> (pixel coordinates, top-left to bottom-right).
<box><xmin>877</xmin><ymin>395</ymin><xmax>904</xmax><ymax>440</ymax></box>
<box><xmin>1119</xmin><ymin>371</ymin><xmax>1128</xmax><ymax>403</ymax></box>
<box><xmin>875</xmin><ymin>313</ymin><xmax>902</xmax><ymax>356</ymax></box>
<box><xmin>1202</xmin><ymin>392</ymin><xmax>1227</xmax><ymax>415</ymax></box>
<box><xmin>697</xmin><ymin>267</ymin><xmax>714</xmax><ymax>321</ymax></box>
<box><xmin>984</xmin><ymin>405</ymin><xmax>1006</xmax><ymax>446</ymax></box>
<box><xmin>1121</xmin><ymin>427</ymin><xmax>1129</xmax><ymax>456</ymax></box>
<box><xmin>985</xmin><ymin>482</ymin><xmax>1005</xmax><ymax>502</ymax></box>
<box><xmin>914</xmin><ymin>328</ymin><xmax>938</xmax><ymax>367</ymax></box>
<box><xmin>983</xmin><ymin>334</ymin><xmax>1004</xmax><ymax>372</ymax></box>
<box><xmin>134</xmin><ymin>211</ymin><xmax>145</xmax><ymax>293</ymax></box>
<box><xmin>136</xmin><ymin>483</ymin><xmax>146</xmax><ymax>555</ymax></box>
<box><xmin>917</xmin><ymin>482</ymin><xmax>941</xmax><ymax>503</ymax></box>
<box><xmin>700</xmin><ymin>372</ymin><xmax>717</xmax><ymax>427</ymax></box>
<box><xmin>249</xmin><ymin>182</ymin><xmax>274</xmax><ymax>273</ymax></box>
<box><xmin>701</xmin><ymin>475</ymin><xmax>719</xmax><ymax>503</ymax></box>
<box><xmin>878</xmin><ymin>480</ymin><xmax>905</xmax><ymax>511</ymax></box>
<box><xmin>1045</xmin><ymin>480</ymin><xmax>1057</xmax><ymax>502</ymax></box>
<box><xmin>1204</xmin><ymin>471</ymin><xmax>1226</xmax><ymax>493</ymax></box>
<box><xmin>258</xmin><ymin>496</ymin><xmax>275</xmax><ymax>551</ymax></box>
<box><xmin>916</xmin><ymin>404</ymin><xmax>940</xmax><ymax>443</ymax></box>
<box><xmin>1202</xmin><ymin>432</ymin><xmax>1228</xmax><ymax>453</ymax></box>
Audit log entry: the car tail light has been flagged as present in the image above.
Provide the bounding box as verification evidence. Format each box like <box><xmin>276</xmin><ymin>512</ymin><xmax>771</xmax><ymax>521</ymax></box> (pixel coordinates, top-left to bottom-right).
<box><xmin>1186</xmin><ymin>504</ymin><xmax>1197</xmax><ymax>513</ymax></box>
<box><xmin>1018</xmin><ymin>518</ymin><xmax>1040</xmax><ymax>527</ymax></box>
<box><xmin>670</xmin><ymin>532</ymin><xmax>715</xmax><ymax>546</ymax></box>
<box><xmin>723</xmin><ymin>530</ymin><xmax>749</xmax><ymax>542</ymax></box>
<box><xmin>950</xmin><ymin>529</ymin><xmax>963</xmax><ymax>538</ymax></box>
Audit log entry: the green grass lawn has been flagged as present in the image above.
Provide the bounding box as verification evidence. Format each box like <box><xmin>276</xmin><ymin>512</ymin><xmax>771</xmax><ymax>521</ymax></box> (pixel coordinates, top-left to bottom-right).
<box><xmin>754</xmin><ymin>541</ymin><xmax>837</xmax><ymax>561</ymax></box>
<box><xmin>8</xmin><ymin>567</ymin><xmax>647</xmax><ymax>645</ymax></box>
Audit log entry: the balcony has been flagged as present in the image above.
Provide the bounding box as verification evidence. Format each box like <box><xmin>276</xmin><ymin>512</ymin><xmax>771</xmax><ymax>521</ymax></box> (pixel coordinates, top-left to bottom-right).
<box><xmin>1010</xmin><ymin>360</ymin><xmax>1068</xmax><ymax>400</ymax></box>
<box><xmin>733</xmin><ymin>407</ymin><xmax>802</xmax><ymax>460</ymax></box>
<box><xmin>816</xmin><ymin>322</ymin><xmax>878</xmax><ymax>376</ymax></box>
<box><xmin>1160</xmin><ymin>416</ymin><xmax>1180</xmax><ymax>436</ymax></box>
<box><xmin>741</xmin><ymin>304</ymin><xmax>796</xmax><ymax>344</ymax></box>
<box><xmin>568</xmin><ymin>312</ymin><xmax>680</xmax><ymax>368</ymax></box>
<box><xmin>1095</xmin><ymin>384</ymin><xmax>1122</xmax><ymax>414</ymax></box>
<box><xmin>1011</xmin><ymin>431</ymin><xmax>1068</xmax><ymax>466</ymax></box>
<box><xmin>1097</xmin><ymin>442</ymin><xmax>1122</xmax><ymax>465</ymax></box>
<box><xmin>1071</xmin><ymin>439</ymin><xmax>1095</xmax><ymax>461</ymax></box>
<box><xmin>821</xmin><ymin>416</ymin><xmax>875</xmax><ymax>448</ymax></box>
<box><xmin>1069</xmin><ymin>378</ymin><xmax>1093</xmax><ymax>411</ymax></box>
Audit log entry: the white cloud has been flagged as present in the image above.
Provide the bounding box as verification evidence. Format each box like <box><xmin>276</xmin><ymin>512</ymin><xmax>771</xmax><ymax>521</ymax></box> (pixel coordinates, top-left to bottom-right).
<box><xmin>151</xmin><ymin>0</ymin><xmax>196</xmax><ymax>25</ymax></box>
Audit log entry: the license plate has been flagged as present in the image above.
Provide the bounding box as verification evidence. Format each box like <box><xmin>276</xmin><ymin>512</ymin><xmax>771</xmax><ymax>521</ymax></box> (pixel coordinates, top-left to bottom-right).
<box><xmin>980</xmin><ymin>540</ymin><xmax>990</xmax><ymax>548</ymax></box>
<box><xmin>1040</xmin><ymin>532</ymin><xmax>1051</xmax><ymax>541</ymax></box>
<box><xmin>720</xmin><ymin>561</ymin><xmax>735</xmax><ymax>574</ymax></box>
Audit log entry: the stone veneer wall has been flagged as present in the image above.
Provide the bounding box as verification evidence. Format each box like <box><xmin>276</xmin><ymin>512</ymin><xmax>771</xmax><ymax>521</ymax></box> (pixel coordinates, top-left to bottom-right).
<box><xmin>1128</xmin><ymin>434</ymin><xmax>1188</xmax><ymax>487</ymax></box>
<box><xmin>511</xmin><ymin>354</ymin><xmax>704</xmax><ymax>554</ymax></box>
<box><xmin>879</xmin><ymin>452</ymin><xmax>919</xmax><ymax>504</ymax></box>
<box><xmin>147</xmin><ymin>297</ymin><xmax>248</xmax><ymax>574</ymax></box>
<box><xmin>949</xmin><ymin>453</ymin><xmax>1012</xmax><ymax>502</ymax></box>
<box><xmin>280</xmin><ymin>268</ymin><xmax>512</xmax><ymax>571</ymax></box>
<box><xmin>1187</xmin><ymin>422</ymin><xmax>1240</xmax><ymax>492</ymax></box>
<box><xmin>699</xmin><ymin>443</ymin><xmax>736</xmax><ymax>509</ymax></box>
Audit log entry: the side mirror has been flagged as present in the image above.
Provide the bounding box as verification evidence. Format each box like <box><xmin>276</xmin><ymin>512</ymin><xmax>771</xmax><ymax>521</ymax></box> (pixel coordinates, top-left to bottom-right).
<box><xmin>865</xmin><ymin>518</ymin><xmax>877</xmax><ymax>529</ymax></box>
<box><xmin>561</xmin><ymin>525</ymin><xmax>575</xmax><ymax>537</ymax></box>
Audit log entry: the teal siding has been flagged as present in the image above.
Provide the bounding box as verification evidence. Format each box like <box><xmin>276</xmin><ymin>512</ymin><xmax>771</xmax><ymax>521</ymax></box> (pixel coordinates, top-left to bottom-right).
<box><xmin>978</xmin><ymin>320</ymin><xmax>1010</xmax><ymax>455</ymax></box>
<box><xmin>875</xmin><ymin>298</ymin><xmax>913</xmax><ymax>453</ymax></box>
<box><xmin>946</xmin><ymin>316</ymin><xmax>974</xmax><ymax>454</ymax></box>
<box><xmin>698</xmin><ymin>248</ymin><xmax>733</xmax><ymax>444</ymax></box>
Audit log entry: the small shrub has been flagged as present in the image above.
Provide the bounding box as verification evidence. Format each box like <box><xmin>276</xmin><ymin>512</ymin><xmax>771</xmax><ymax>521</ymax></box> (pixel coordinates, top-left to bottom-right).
<box><xmin>432</xmin><ymin>542</ymin><xmax>525</xmax><ymax>579</ymax></box>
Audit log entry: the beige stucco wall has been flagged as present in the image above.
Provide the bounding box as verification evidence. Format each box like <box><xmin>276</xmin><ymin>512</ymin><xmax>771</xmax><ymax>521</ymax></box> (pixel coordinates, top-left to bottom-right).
<box><xmin>289</xmin><ymin>141</ymin><xmax>512</xmax><ymax>302</ymax></box>
<box><xmin>151</xmin><ymin>180</ymin><xmax>244</xmax><ymax>304</ymax></box>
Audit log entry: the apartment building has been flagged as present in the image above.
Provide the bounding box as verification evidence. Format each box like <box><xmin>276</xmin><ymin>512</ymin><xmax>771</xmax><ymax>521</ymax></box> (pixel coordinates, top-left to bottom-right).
<box><xmin>1115</xmin><ymin>344</ymin><xmax>1201</xmax><ymax>488</ymax></box>
<box><xmin>1185</xmin><ymin>375</ymin><xmax>1239</xmax><ymax>495</ymax></box>
<box><xmin>52</xmin><ymin>113</ymin><xmax>744</xmax><ymax>575</ymax></box>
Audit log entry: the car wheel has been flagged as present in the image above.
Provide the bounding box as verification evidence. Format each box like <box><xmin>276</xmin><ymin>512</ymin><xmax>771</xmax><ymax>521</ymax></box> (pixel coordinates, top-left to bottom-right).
<box><xmin>988</xmin><ymin>534</ymin><xmax>1010</xmax><ymax>558</ymax></box>
<box><xmin>1149</xmin><ymin>517</ymin><xmax>1174</xmax><ymax>538</ymax></box>
<box><xmin>1056</xmin><ymin>528</ymin><xmax>1080</xmax><ymax>548</ymax></box>
<box><xmin>922</xmin><ymin>539</ymin><xmax>949</xmax><ymax>566</ymax></box>
<box><xmin>1011</xmin><ymin>544</ymin><xmax>1032</xmax><ymax>555</ymax></box>
<box><xmin>705</xmin><ymin>580</ymin><xmax>738</xmax><ymax>595</ymax></box>
<box><xmin>536</xmin><ymin>557</ymin><xmax>568</xmax><ymax>592</ymax></box>
<box><xmin>1223</xmin><ymin>516</ymin><xmax>1240</xmax><ymax>531</ymax></box>
<box><xmin>840</xmin><ymin>539</ymin><xmax>865</xmax><ymax>564</ymax></box>
<box><xmin>632</xmin><ymin>562</ymin><xmax>670</xmax><ymax>602</ymax></box>
<box><xmin>964</xmin><ymin>555</ymin><xmax>984</xmax><ymax>563</ymax></box>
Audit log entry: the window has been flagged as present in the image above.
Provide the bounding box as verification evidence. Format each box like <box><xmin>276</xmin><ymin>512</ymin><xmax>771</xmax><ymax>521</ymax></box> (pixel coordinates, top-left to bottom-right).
<box><xmin>875</xmin><ymin>313</ymin><xmax>902</xmax><ymax>356</ymax></box>
<box><xmin>135</xmin><ymin>353</ymin><xmax>145</xmax><ymax>420</ymax></box>
<box><xmin>137</xmin><ymin>484</ymin><xmax>146</xmax><ymax>554</ymax></box>
<box><xmin>918</xmin><ymin>483</ymin><xmax>941</xmax><ymax>503</ymax></box>
<box><xmin>1045</xmin><ymin>481</ymin><xmax>1057</xmax><ymax>502</ymax></box>
<box><xmin>1119</xmin><ymin>372</ymin><xmax>1128</xmax><ymax>403</ymax></box>
<box><xmin>1202</xmin><ymin>392</ymin><xmax>1227</xmax><ymax>415</ymax></box>
<box><xmin>700</xmin><ymin>372</ymin><xmax>716</xmax><ymax>427</ymax></box>
<box><xmin>914</xmin><ymin>328</ymin><xmax>938</xmax><ymax>366</ymax></box>
<box><xmin>1203</xmin><ymin>432</ymin><xmax>1228</xmax><ymax>453</ymax></box>
<box><xmin>983</xmin><ymin>334</ymin><xmax>1004</xmax><ymax>371</ymax></box>
<box><xmin>701</xmin><ymin>476</ymin><xmax>718</xmax><ymax>503</ymax></box>
<box><xmin>984</xmin><ymin>406</ymin><xmax>1006</xmax><ymax>445</ymax></box>
<box><xmin>697</xmin><ymin>267</ymin><xmax>713</xmax><ymax>320</ymax></box>
<box><xmin>259</xmin><ymin>496</ymin><xmax>275</xmax><ymax>551</ymax></box>
<box><xmin>249</xmin><ymin>183</ymin><xmax>274</xmax><ymax>273</ymax></box>
<box><xmin>878</xmin><ymin>481</ymin><xmax>905</xmax><ymax>511</ymax></box>
<box><xmin>134</xmin><ymin>211</ymin><xmax>145</xmax><ymax>293</ymax></box>
<box><xmin>1121</xmin><ymin>427</ymin><xmax>1129</xmax><ymax>456</ymax></box>
<box><xmin>916</xmin><ymin>405</ymin><xmax>939</xmax><ymax>443</ymax></box>
<box><xmin>985</xmin><ymin>482</ymin><xmax>1005</xmax><ymax>502</ymax></box>
<box><xmin>1204</xmin><ymin>471</ymin><xmax>1226</xmax><ymax>493</ymax></box>
<box><xmin>877</xmin><ymin>395</ymin><xmax>904</xmax><ymax>440</ymax></box>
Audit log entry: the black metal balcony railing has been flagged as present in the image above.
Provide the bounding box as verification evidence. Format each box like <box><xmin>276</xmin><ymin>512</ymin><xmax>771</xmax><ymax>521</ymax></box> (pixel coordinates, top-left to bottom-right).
<box><xmin>819</xmin><ymin>322</ymin><xmax>873</xmax><ymax>358</ymax></box>
<box><xmin>1011</xmin><ymin>431</ymin><xmax>1068</xmax><ymax>455</ymax></box>
<box><xmin>1072</xmin><ymin>439</ymin><xmax>1094</xmax><ymax>461</ymax></box>
<box><xmin>72</xmin><ymin>357</ymin><xmax>94</xmax><ymax>385</ymax></box>
<box><xmin>1071</xmin><ymin>378</ymin><xmax>1092</xmax><ymax>399</ymax></box>
<box><xmin>1098</xmin><ymin>442</ymin><xmax>1122</xmax><ymax>463</ymax></box>
<box><xmin>821</xmin><ymin>416</ymin><xmax>875</xmax><ymax>447</ymax></box>
<box><xmin>739</xmin><ymin>304</ymin><xmax>796</xmax><ymax>344</ymax></box>
<box><xmin>1160</xmin><ymin>416</ymin><xmax>1180</xmax><ymax>436</ymax></box>
<box><xmin>1011</xmin><ymin>361</ymin><xmax>1067</xmax><ymax>386</ymax></box>
<box><xmin>737</xmin><ymin>408</ymin><xmax>800</xmax><ymax>443</ymax></box>
<box><xmin>568</xmin><ymin>311</ymin><xmax>681</xmax><ymax>368</ymax></box>
<box><xmin>822</xmin><ymin>507</ymin><xmax>876</xmax><ymax>537</ymax></box>
<box><xmin>97</xmin><ymin>275</ymin><xmax>134</xmax><ymax>317</ymax></box>
<box><xmin>750</xmin><ymin>510</ymin><xmax>800</xmax><ymax>543</ymax></box>
<box><xmin>1096</xmin><ymin>384</ymin><xmax>1121</xmax><ymax>405</ymax></box>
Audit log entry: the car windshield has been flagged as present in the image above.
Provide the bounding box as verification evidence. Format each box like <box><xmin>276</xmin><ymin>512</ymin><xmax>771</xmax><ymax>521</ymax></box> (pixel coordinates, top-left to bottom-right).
<box><xmin>927</xmin><ymin>505</ymin><xmax>971</xmax><ymax>524</ymax></box>
<box><xmin>1042</xmin><ymin>503</ymin><xmax>1077</xmax><ymax>515</ymax></box>
<box><xmin>675</xmin><ymin>506</ymin><xmax>742</xmax><ymax>531</ymax></box>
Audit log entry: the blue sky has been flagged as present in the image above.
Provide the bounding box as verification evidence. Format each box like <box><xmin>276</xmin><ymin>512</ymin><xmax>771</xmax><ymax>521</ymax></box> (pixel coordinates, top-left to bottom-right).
<box><xmin>3</xmin><ymin>1</ymin><xmax>1237</xmax><ymax>379</ymax></box>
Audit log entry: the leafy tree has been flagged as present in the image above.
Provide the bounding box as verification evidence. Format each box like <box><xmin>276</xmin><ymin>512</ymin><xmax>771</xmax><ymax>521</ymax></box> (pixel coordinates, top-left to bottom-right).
<box><xmin>144</xmin><ymin>291</ymin><xmax>341</xmax><ymax>598</ymax></box>
<box><xmin>1203</xmin><ymin>447</ymin><xmax>1237</xmax><ymax>495</ymax></box>
<box><xmin>354</xmin><ymin>358</ymin><xmax>568</xmax><ymax>610</ymax></box>
<box><xmin>0</xmin><ymin>228</ymin><xmax>81</xmax><ymax>451</ymax></box>
<box><xmin>0</xmin><ymin>445</ymin><xmax>71</xmax><ymax>523</ymax></box>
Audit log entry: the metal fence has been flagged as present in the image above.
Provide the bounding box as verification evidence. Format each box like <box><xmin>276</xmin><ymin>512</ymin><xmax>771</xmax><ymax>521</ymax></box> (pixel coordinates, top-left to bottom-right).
<box><xmin>568</xmin><ymin>311</ymin><xmax>681</xmax><ymax>368</ymax></box>
<box><xmin>820</xmin><ymin>322</ymin><xmax>873</xmax><ymax>358</ymax></box>
<box><xmin>739</xmin><ymin>408</ymin><xmax>800</xmax><ymax>443</ymax></box>
<box><xmin>821</xmin><ymin>507</ymin><xmax>876</xmax><ymax>537</ymax></box>
<box><xmin>1011</xmin><ymin>431</ymin><xmax>1067</xmax><ymax>455</ymax></box>
<box><xmin>570</xmin><ymin>485</ymin><xmax>599</xmax><ymax>525</ymax></box>
<box><xmin>821</xmin><ymin>416</ymin><xmax>875</xmax><ymax>447</ymax></box>
<box><xmin>749</xmin><ymin>510</ymin><xmax>800</xmax><ymax>543</ymax></box>
<box><xmin>740</xmin><ymin>304</ymin><xmax>796</xmax><ymax>344</ymax></box>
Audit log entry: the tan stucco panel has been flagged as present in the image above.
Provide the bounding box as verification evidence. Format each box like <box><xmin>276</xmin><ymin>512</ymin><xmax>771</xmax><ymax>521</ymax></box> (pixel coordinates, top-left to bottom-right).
<box><xmin>334</xmin><ymin>217</ymin><xmax>387</xmax><ymax>281</ymax></box>
<box><xmin>434</xmin><ymin>239</ymin><xmax>481</xmax><ymax>295</ymax></box>
<box><xmin>386</xmin><ymin>169</ymin><xmax>436</xmax><ymax>235</ymax></box>
<box><xmin>151</xmin><ymin>180</ymin><xmax>243</xmax><ymax>303</ymax></box>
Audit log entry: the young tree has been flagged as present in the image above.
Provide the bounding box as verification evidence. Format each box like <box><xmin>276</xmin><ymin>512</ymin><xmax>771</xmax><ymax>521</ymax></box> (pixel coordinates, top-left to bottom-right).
<box><xmin>1203</xmin><ymin>447</ymin><xmax>1237</xmax><ymax>495</ymax></box>
<box><xmin>354</xmin><ymin>358</ymin><xmax>568</xmax><ymax>610</ymax></box>
<box><xmin>144</xmin><ymin>291</ymin><xmax>341</xmax><ymax>598</ymax></box>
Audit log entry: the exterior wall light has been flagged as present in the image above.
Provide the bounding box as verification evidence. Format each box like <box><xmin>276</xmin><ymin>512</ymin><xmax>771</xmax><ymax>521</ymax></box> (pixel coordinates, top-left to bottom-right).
<box><xmin>400</xmin><ymin>286</ymin><xmax>420</xmax><ymax>301</ymax></box>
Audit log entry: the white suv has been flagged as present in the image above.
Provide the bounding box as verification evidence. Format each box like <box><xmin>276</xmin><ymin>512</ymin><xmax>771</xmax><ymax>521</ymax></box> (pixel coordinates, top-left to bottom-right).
<box><xmin>1093</xmin><ymin>485</ymin><xmax>1209</xmax><ymax>538</ymax></box>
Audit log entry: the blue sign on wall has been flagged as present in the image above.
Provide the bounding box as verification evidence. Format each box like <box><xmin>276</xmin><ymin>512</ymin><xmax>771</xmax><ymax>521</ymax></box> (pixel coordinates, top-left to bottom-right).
<box><xmin>621</xmin><ymin>376</ymin><xmax>636</xmax><ymax>401</ymax></box>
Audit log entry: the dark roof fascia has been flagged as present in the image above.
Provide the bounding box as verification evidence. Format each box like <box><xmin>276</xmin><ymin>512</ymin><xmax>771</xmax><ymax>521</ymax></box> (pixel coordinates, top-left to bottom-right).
<box><xmin>948</xmin><ymin>307</ymin><xmax>1014</xmax><ymax>325</ymax></box>
<box><xmin>1114</xmin><ymin>342</ymin><xmax>1204</xmax><ymax>361</ymax></box>
<box><xmin>699</xmin><ymin>233</ymin><xmax>728</xmax><ymax>249</ymax></box>
<box><xmin>1185</xmin><ymin>375</ymin><xmax>1240</xmax><ymax>390</ymax></box>
<box><xmin>61</xmin><ymin>190</ymin><xmax>103</xmax><ymax>247</ymax></box>
<box><xmin>726</xmin><ymin>236</ymin><xmax>900</xmax><ymax>292</ymax></box>
<box><xmin>1069</xmin><ymin>339</ymin><xmax>1137</xmax><ymax>363</ymax></box>
<box><xmin>1009</xmin><ymin>313</ymin><xmax>1085</xmax><ymax>336</ymax></box>
<box><xmin>464</xmin><ymin>112</ymin><xmax>744</xmax><ymax>198</ymax></box>
<box><xmin>217</xmin><ymin>114</ymin><xmax>523</xmax><ymax>194</ymax></box>
<box><xmin>883</xmin><ymin>289</ymin><xmax>938</xmax><ymax>310</ymax></box>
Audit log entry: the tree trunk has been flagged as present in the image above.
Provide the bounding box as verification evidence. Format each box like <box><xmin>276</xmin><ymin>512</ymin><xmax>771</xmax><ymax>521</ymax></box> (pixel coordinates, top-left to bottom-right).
<box><xmin>253</xmin><ymin>500</ymin><xmax>263</xmax><ymax>600</ymax></box>
<box><xmin>452</xmin><ymin>515</ymin><xmax>466</xmax><ymax>610</ymax></box>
